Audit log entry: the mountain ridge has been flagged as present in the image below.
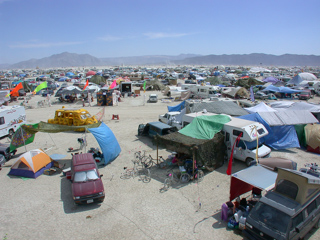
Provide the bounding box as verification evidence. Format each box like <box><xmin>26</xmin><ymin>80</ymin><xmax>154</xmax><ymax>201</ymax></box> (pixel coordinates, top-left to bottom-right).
<box><xmin>4</xmin><ymin>52</ymin><xmax>320</xmax><ymax>69</ymax></box>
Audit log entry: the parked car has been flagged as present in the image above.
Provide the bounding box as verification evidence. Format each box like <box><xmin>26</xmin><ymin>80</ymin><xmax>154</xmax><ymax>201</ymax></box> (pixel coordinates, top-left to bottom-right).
<box><xmin>159</xmin><ymin>111</ymin><xmax>181</xmax><ymax>124</ymax></box>
<box><xmin>68</xmin><ymin>153</ymin><xmax>105</xmax><ymax>205</ymax></box>
<box><xmin>18</xmin><ymin>89</ymin><xmax>26</xmax><ymax>96</ymax></box>
<box><xmin>254</xmin><ymin>91</ymin><xmax>268</xmax><ymax>100</ymax></box>
<box><xmin>298</xmin><ymin>90</ymin><xmax>312</xmax><ymax>100</ymax></box>
<box><xmin>41</xmin><ymin>89</ymin><xmax>54</xmax><ymax>97</ymax></box>
<box><xmin>0</xmin><ymin>143</ymin><xmax>17</xmax><ymax>161</ymax></box>
<box><xmin>148</xmin><ymin>94</ymin><xmax>158</xmax><ymax>103</ymax></box>
<box><xmin>138</xmin><ymin>121</ymin><xmax>178</xmax><ymax>137</ymax></box>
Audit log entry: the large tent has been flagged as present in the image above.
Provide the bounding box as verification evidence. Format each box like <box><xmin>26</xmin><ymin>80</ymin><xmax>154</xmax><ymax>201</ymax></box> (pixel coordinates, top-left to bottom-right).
<box><xmin>304</xmin><ymin>124</ymin><xmax>320</xmax><ymax>153</ymax></box>
<box><xmin>8</xmin><ymin>149</ymin><xmax>53</xmax><ymax>178</ymax></box>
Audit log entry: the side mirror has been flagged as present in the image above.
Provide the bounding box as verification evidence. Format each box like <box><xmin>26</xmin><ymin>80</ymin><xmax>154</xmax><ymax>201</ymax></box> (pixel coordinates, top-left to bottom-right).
<box><xmin>100</xmin><ymin>174</ymin><xmax>103</xmax><ymax>178</ymax></box>
<box><xmin>295</xmin><ymin>227</ymin><xmax>300</xmax><ymax>233</ymax></box>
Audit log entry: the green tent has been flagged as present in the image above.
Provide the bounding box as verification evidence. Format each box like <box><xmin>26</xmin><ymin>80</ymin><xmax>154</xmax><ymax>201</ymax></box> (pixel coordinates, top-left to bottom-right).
<box><xmin>90</xmin><ymin>75</ymin><xmax>106</xmax><ymax>85</ymax></box>
<box><xmin>179</xmin><ymin>114</ymin><xmax>231</xmax><ymax>140</ymax></box>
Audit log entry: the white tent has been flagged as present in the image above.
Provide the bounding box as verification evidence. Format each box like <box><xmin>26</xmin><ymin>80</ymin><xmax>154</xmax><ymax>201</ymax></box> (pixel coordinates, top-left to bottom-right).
<box><xmin>244</xmin><ymin>102</ymin><xmax>277</xmax><ymax>114</ymax></box>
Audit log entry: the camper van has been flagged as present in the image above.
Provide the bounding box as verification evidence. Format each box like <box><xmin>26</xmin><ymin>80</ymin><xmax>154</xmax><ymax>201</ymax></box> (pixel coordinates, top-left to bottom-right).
<box><xmin>223</xmin><ymin>117</ymin><xmax>271</xmax><ymax>166</ymax></box>
<box><xmin>244</xmin><ymin>168</ymin><xmax>320</xmax><ymax>240</ymax></box>
<box><xmin>0</xmin><ymin>105</ymin><xmax>26</xmax><ymax>138</ymax></box>
<box><xmin>181</xmin><ymin>84</ymin><xmax>220</xmax><ymax>99</ymax></box>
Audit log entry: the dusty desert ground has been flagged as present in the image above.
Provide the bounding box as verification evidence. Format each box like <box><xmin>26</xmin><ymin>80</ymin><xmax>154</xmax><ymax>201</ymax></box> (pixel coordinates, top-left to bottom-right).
<box><xmin>0</xmin><ymin>86</ymin><xmax>320</xmax><ymax>240</ymax></box>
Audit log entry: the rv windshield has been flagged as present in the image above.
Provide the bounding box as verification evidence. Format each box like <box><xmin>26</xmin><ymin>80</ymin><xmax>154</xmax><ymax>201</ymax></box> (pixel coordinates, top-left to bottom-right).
<box><xmin>245</xmin><ymin>139</ymin><xmax>264</xmax><ymax>150</ymax></box>
<box><xmin>249</xmin><ymin>201</ymin><xmax>289</xmax><ymax>236</ymax></box>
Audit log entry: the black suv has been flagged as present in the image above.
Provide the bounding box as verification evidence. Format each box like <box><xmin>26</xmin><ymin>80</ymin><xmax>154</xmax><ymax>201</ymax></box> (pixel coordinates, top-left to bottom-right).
<box><xmin>0</xmin><ymin>143</ymin><xmax>17</xmax><ymax>162</ymax></box>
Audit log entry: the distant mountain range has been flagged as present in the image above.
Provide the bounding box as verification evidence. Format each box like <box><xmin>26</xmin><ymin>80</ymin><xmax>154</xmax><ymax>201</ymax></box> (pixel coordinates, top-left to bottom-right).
<box><xmin>3</xmin><ymin>52</ymin><xmax>320</xmax><ymax>69</ymax></box>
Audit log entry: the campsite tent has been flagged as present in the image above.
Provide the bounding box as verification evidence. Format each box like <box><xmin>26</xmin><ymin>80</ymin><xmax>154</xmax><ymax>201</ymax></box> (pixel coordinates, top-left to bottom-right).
<box><xmin>168</xmin><ymin>101</ymin><xmax>185</xmax><ymax>112</ymax></box>
<box><xmin>8</xmin><ymin>149</ymin><xmax>52</xmax><ymax>178</ymax></box>
<box><xmin>88</xmin><ymin>122</ymin><xmax>121</xmax><ymax>165</ymax></box>
<box><xmin>304</xmin><ymin>124</ymin><xmax>320</xmax><ymax>153</ymax></box>
<box><xmin>229</xmin><ymin>165</ymin><xmax>277</xmax><ymax>201</ymax></box>
<box><xmin>238</xmin><ymin>113</ymin><xmax>301</xmax><ymax>150</ymax></box>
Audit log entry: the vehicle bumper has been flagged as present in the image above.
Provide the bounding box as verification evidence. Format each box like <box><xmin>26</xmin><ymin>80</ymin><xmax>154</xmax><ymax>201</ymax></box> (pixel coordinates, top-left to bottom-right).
<box><xmin>74</xmin><ymin>195</ymin><xmax>105</xmax><ymax>205</ymax></box>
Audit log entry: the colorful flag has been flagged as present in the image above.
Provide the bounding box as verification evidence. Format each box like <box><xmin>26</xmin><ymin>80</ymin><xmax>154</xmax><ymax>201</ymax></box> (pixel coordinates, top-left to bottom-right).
<box><xmin>143</xmin><ymin>80</ymin><xmax>146</xmax><ymax>92</ymax></box>
<box><xmin>83</xmin><ymin>79</ymin><xmax>89</xmax><ymax>90</ymax></box>
<box><xmin>10</xmin><ymin>123</ymin><xmax>38</xmax><ymax>151</ymax></box>
<box><xmin>109</xmin><ymin>80</ymin><xmax>117</xmax><ymax>89</ymax></box>
<box><xmin>226</xmin><ymin>132</ymin><xmax>243</xmax><ymax>175</ymax></box>
<box><xmin>32</xmin><ymin>81</ymin><xmax>47</xmax><ymax>94</ymax></box>
<box><xmin>6</xmin><ymin>82</ymin><xmax>23</xmax><ymax>97</ymax></box>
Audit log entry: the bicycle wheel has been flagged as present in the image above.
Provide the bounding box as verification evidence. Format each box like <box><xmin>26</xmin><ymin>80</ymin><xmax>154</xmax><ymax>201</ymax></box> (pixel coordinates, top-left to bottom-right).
<box><xmin>120</xmin><ymin>171</ymin><xmax>131</xmax><ymax>179</ymax></box>
<box><xmin>180</xmin><ymin>173</ymin><xmax>190</xmax><ymax>183</ymax></box>
<box><xmin>143</xmin><ymin>156</ymin><xmax>153</xmax><ymax>168</ymax></box>
<box><xmin>195</xmin><ymin>170</ymin><xmax>204</xmax><ymax>183</ymax></box>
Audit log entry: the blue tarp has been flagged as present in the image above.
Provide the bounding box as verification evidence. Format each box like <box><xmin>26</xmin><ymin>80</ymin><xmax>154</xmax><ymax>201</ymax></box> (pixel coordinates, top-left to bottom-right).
<box><xmin>238</xmin><ymin>113</ymin><xmax>300</xmax><ymax>150</ymax></box>
<box><xmin>168</xmin><ymin>101</ymin><xmax>185</xmax><ymax>112</ymax></box>
<box><xmin>262</xmin><ymin>85</ymin><xmax>301</xmax><ymax>94</ymax></box>
<box><xmin>89</xmin><ymin>122</ymin><xmax>121</xmax><ymax>165</ymax></box>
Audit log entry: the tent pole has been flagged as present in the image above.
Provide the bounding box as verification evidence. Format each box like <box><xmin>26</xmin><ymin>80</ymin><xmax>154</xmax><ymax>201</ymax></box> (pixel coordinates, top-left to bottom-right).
<box><xmin>156</xmin><ymin>139</ymin><xmax>159</xmax><ymax>165</ymax></box>
<box><xmin>48</xmin><ymin>133</ymin><xmax>57</xmax><ymax>149</ymax></box>
<box><xmin>192</xmin><ymin>147</ymin><xmax>195</xmax><ymax>179</ymax></box>
<box><xmin>84</xmin><ymin>128</ymin><xmax>87</xmax><ymax>153</ymax></box>
<box><xmin>21</xmin><ymin>127</ymin><xmax>27</xmax><ymax>152</ymax></box>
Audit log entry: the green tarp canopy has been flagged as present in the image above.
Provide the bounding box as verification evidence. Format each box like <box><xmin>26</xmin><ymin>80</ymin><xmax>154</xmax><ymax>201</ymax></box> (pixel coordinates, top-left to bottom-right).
<box><xmin>179</xmin><ymin>114</ymin><xmax>231</xmax><ymax>140</ymax></box>
<box><xmin>10</xmin><ymin>121</ymin><xmax>101</xmax><ymax>151</ymax></box>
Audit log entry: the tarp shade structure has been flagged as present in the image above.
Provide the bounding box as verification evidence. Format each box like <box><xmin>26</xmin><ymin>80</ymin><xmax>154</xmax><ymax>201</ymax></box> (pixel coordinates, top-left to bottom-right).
<box><xmin>304</xmin><ymin>124</ymin><xmax>320</xmax><ymax>153</ymax></box>
<box><xmin>10</xmin><ymin>124</ymin><xmax>38</xmax><ymax>151</ymax></box>
<box><xmin>185</xmin><ymin>100</ymin><xmax>248</xmax><ymax>117</ymax></box>
<box><xmin>244</xmin><ymin>102</ymin><xmax>277</xmax><ymax>114</ymax></box>
<box><xmin>262</xmin><ymin>76</ymin><xmax>280</xmax><ymax>83</ymax></box>
<box><xmin>230</xmin><ymin>165</ymin><xmax>277</xmax><ymax>201</ymax></box>
<box><xmin>286</xmin><ymin>75</ymin><xmax>304</xmax><ymax>85</ymax></box>
<box><xmin>179</xmin><ymin>114</ymin><xmax>231</xmax><ymax>140</ymax></box>
<box><xmin>239</xmin><ymin>112</ymin><xmax>301</xmax><ymax>150</ymax></box>
<box><xmin>20</xmin><ymin>121</ymin><xmax>101</xmax><ymax>134</ymax></box>
<box><xmin>271</xmin><ymin>101</ymin><xmax>320</xmax><ymax>114</ymax></box>
<box><xmin>8</xmin><ymin>149</ymin><xmax>53</xmax><ymax>178</ymax></box>
<box><xmin>261</xmin><ymin>85</ymin><xmax>301</xmax><ymax>94</ymax></box>
<box><xmin>168</xmin><ymin>101</ymin><xmax>185</xmax><ymax>112</ymax></box>
<box><xmin>258</xmin><ymin>111</ymin><xmax>319</xmax><ymax>126</ymax></box>
<box><xmin>88</xmin><ymin>122</ymin><xmax>121</xmax><ymax>165</ymax></box>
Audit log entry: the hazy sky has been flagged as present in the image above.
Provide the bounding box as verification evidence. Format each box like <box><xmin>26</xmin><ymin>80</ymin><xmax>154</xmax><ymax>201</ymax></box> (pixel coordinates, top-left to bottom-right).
<box><xmin>1</xmin><ymin>0</ymin><xmax>319</xmax><ymax>64</ymax></box>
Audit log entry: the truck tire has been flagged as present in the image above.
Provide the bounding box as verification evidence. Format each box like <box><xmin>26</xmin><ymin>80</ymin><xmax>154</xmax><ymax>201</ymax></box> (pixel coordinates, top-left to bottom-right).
<box><xmin>246</xmin><ymin>158</ymin><xmax>254</xmax><ymax>167</ymax></box>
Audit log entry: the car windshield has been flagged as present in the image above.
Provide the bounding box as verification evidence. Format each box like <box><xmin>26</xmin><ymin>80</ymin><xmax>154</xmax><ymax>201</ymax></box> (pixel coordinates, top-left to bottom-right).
<box><xmin>74</xmin><ymin>169</ymin><xmax>99</xmax><ymax>182</ymax></box>
<box><xmin>249</xmin><ymin>202</ymin><xmax>290</xmax><ymax>236</ymax></box>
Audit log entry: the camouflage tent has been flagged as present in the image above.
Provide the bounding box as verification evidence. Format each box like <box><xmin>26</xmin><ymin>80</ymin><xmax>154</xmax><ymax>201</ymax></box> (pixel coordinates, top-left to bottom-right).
<box><xmin>235</xmin><ymin>77</ymin><xmax>263</xmax><ymax>88</ymax></box>
<box><xmin>154</xmin><ymin>131</ymin><xmax>226</xmax><ymax>171</ymax></box>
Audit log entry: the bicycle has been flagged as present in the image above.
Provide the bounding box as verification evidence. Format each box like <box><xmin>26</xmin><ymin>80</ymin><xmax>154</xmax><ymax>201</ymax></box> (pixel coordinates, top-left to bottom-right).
<box><xmin>120</xmin><ymin>161</ymin><xmax>151</xmax><ymax>183</ymax></box>
<box><xmin>160</xmin><ymin>169</ymin><xmax>181</xmax><ymax>192</ymax></box>
<box><xmin>120</xmin><ymin>161</ymin><xmax>139</xmax><ymax>179</ymax></box>
<box><xmin>300</xmin><ymin>163</ymin><xmax>320</xmax><ymax>178</ymax></box>
<box><xmin>133</xmin><ymin>150</ymin><xmax>148</xmax><ymax>165</ymax></box>
<box><xmin>143</xmin><ymin>154</ymin><xmax>167</xmax><ymax>169</ymax></box>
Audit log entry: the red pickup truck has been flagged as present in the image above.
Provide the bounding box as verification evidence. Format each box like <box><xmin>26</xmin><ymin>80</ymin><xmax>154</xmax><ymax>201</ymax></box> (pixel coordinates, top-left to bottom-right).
<box><xmin>69</xmin><ymin>153</ymin><xmax>105</xmax><ymax>204</ymax></box>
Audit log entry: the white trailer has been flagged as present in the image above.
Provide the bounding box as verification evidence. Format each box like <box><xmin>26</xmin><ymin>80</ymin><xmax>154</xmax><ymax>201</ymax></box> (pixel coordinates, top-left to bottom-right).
<box><xmin>0</xmin><ymin>105</ymin><xmax>26</xmax><ymax>138</ymax></box>
<box><xmin>181</xmin><ymin>84</ymin><xmax>221</xmax><ymax>99</ymax></box>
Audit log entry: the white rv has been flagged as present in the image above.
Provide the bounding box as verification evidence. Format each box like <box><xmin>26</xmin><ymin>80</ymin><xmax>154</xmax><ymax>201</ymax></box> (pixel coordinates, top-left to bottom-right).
<box><xmin>223</xmin><ymin>117</ymin><xmax>271</xmax><ymax>166</ymax></box>
<box><xmin>181</xmin><ymin>84</ymin><xmax>220</xmax><ymax>99</ymax></box>
<box><xmin>0</xmin><ymin>105</ymin><xmax>26</xmax><ymax>138</ymax></box>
